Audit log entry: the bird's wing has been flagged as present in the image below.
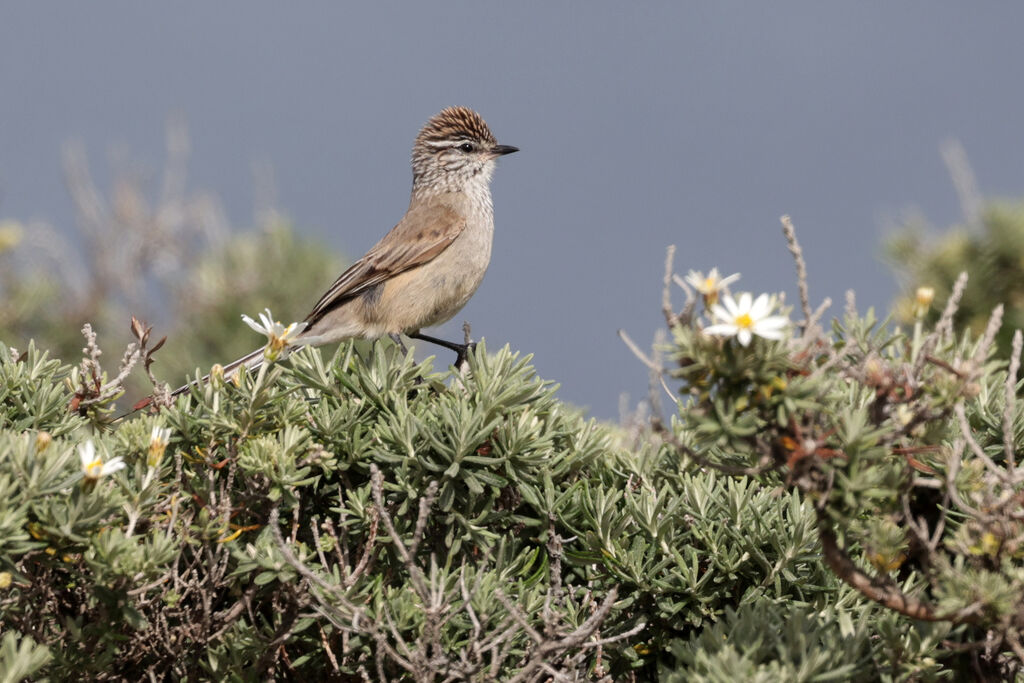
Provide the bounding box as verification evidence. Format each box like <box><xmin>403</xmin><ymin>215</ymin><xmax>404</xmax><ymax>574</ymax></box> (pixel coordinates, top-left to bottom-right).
<box><xmin>304</xmin><ymin>202</ymin><xmax>466</xmax><ymax>325</ymax></box>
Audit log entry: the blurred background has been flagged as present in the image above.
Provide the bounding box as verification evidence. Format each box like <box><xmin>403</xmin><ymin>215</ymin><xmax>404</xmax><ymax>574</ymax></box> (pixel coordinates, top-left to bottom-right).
<box><xmin>3</xmin><ymin>3</ymin><xmax>1024</xmax><ymax>418</ymax></box>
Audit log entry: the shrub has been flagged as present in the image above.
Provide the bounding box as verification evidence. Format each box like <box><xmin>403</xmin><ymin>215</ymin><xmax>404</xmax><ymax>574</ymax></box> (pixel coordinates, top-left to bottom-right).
<box><xmin>2</xmin><ymin>280</ymin><xmax>1007</xmax><ymax>679</ymax></box>
<box><xmin>3</xmin><ymin>126</ymin><xmax>1022</xmax><ymax>678</ymax></box>
<box><xmin>622</xmin><ymin>218</ymin><xmax>1024</xmax><ymax>679</ymax></box>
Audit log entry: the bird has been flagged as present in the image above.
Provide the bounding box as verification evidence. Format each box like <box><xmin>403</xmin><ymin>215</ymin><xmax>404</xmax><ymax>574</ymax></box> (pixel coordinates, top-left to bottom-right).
<box><xmin>155</xmin><ymin>106</ymin><xmax>517</xmax><ymax>405</ymax></box>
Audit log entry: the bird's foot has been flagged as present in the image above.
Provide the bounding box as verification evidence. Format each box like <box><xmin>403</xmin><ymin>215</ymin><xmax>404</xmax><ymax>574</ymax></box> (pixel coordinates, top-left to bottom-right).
<box><xmin>453</xmin><ymin>341</ymin><xmax>477</xmax><ymax>371</ymax></box>
<box><xmin>407</xmin><ymin>331</ymin><xmax>476</xmax><ymax>371</ymax></box>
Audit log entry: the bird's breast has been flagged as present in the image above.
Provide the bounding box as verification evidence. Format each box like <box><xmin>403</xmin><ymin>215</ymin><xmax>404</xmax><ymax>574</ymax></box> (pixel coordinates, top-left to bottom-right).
<box><xmin>425</xmin><ymin>213</ymin><xmax>494</xmax><ymax>314</ymax></box>
<box><xmin>384</xmin><ymin>211</ymin><xmax>494</xmax><ymax>332</ymax></box>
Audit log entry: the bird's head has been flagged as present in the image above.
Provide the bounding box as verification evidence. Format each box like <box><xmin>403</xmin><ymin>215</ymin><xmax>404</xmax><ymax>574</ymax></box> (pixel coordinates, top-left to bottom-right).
<box><xmin>411</xmin><ymin>106</ymin><xmax>518</xmax><ymax>195</ymax></box>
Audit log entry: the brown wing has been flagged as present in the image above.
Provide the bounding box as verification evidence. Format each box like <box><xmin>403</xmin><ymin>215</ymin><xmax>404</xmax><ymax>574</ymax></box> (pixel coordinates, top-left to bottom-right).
<box><xmin>304</xmin><ymin>202</ymin><xmax>466</xmax><ymax>326</ymax></box>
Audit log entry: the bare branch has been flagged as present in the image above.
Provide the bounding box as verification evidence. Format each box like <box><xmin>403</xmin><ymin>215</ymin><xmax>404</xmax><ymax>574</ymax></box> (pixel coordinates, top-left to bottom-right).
<box><xmin>817</xmin><ymin>512</ymin><xmax>981</xmax><ymax>624</ymax></box>
<box><xmin>781</xmin><ymin>215</ymin><xmax>812</xmax><ymax>325</ymax></box>
<box><xmin>652</xmin><ymin>416</ymin><xmax>776</xmax><ymax>477</ymax></box>
<box><xmin>940</xmin><ymin>139</ymin><xmax>983</xmax><ymax>233</ymax></box>
<box><xmin>971</xmin><ymin>304</ymin><xmax>1004</xmax><ymax>369</ymax></box>
<box><xmin>370</xmin><ymin>465</ymin><xmax>429</xmax><ymax>599</ymax></box>
<box><xmin>805</xmin><ymin>297</ymin><xmax>832</xmax><ymax>336</ymax></box>
<box><xmin>936</xmin><ymin>272</ymin><xmax>969</xmax><ymax>341</ymax></box>
<box><xmin>345</xmin><ymin>506</ymin><xmax>379</xmax><ymax>589</ymax></box>
<box><xmin>409</xmin><ymin>480</ymin><xmax>439</xmax><ymax>558</ymax></box>
<box><xmin>662</xmin><ymin>244</ymin><xmax>677</xmax><ymax>324</ymax></box>
<box><xmin>914</xmin><ymin>272</ymin><xmax>968</xmax><ymax>375</ymax></box>
<box><xmin>956</xmin><ymin>403</ymin><xmax>1010</xmax><ymax>482</ymax></box>
<box><xmin>617</xmin><ymin>329</ymin><xmax>659</xmax><ymax>373</ymax></box>
<box><xmin>844</xmin><ymin>289</ymin><xmax>857</xmax><ymax>322</ymax></box>
<box><xmin>1004</xmin><ymin>330</ymin><xmax>1022</xmax><ymax>475</ymax></box>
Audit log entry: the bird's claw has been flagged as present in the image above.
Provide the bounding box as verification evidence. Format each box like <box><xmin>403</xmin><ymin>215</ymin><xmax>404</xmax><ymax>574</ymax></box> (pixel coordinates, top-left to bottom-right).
<box><xmin>454</xmin><ymin>341</ymin><xmax>477</xmax><ymax>370</ymax></box>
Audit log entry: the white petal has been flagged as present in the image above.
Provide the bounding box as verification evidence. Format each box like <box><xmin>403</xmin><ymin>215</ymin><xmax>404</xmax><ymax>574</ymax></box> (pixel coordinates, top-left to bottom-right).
<box><xmin>736</xmin><ymin>292</ymin><xmax>753</xmax><ymax>314</ymax></box>
<box><xmin>241</xmin><ymin>314</ymin><xmax>266</xmax><ymax>335</ymax></box>
<box><xmin>718</xmin><ymin>273</ymin><xmax>741</xmax><ymax>288</ymax></box>
<box><xmin>737</xmin><ymin>329</ymin><xmax>753</xmax><ymax>346</ymax></box>
<box><xmin>754</xmin><ymin>327</ymin><xmax>786</xmax><ymax>340</ymax></box>
<box><xmin>101</xmin><ymin>457</ymin><xmax>126</xmax><ymax>476</ymax></box>
<box><xmin>719</xmin><ymin>294</ymin><xmax>741</xmax><ymax>318</ymax></box>
<box><xmin>709</xmin><ymin>303</ymin><xmax>731</xmax><ymax>321</ymax></box>
<box><xmin>283</xmin><ymin>322</ymin><xmax>308</xmax><ymax>341</ymax></box>
<box><xmin>749</xmin><ymin>293</ymin><xmax>772</xmax><ymax>318</ymax></box>
<box><xmin>704</xmin><ymin>323</ymin><xmax>738</xmax><ymax>337</ymax></box>
<box><xmin>78</xmin><ymin>441</ymin><xmax>95</xmax><ymax>467</ymax></box>
<box><xmin>259</xmin><ymin>309</ymin><xmax>276</xmax><ymax>331</ymax></box>
<box><xmin>755</xmin><ymin>316</ymin><xmax>789</xmax><ymax>331</ymax></box>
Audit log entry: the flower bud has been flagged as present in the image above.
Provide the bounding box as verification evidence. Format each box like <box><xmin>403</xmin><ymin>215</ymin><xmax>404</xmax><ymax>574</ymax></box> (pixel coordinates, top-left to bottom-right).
<box><xmin>914</xmin><ymin>286</ymin><xmax>935</xmax><ymax>319</ymax></box>
<box><xmin>35</xmin><ymin>431</ymin><xmax>52</xmax><ymax>453</ymax></box>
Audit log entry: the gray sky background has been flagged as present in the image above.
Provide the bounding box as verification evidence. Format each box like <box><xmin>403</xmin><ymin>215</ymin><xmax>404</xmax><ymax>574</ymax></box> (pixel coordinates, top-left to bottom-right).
<box><xmin>3</xmin><ymin>3</ymin><xmax>1024</xmax><ymax>418</ymax></box>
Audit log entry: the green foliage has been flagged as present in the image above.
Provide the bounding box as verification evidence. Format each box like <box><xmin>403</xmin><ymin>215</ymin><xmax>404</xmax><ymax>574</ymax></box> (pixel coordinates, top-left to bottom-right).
<box><xmin>4</xmin><ymin>135</ymin><xmax>1023</xmax><ymax>678</ymax></box>
<box><xmin>658</xmin><ymin>244</ymin><xmax>1024</xmax><ymax>678</ymax></box>
<box><xmin>0</xmin><ymin>323</ymin><xmax>979</xmax><ymax>680</ymax></box>
<box><xmin>0</xmin><ymin>343</ymin><xmax>81</xmax><ymax>438</ymax></box>
<box><xmin>4</xmin><ymin>222</ymin><xmax>1018</xmax><ymax>678</ymax></box>
<box><xmin>0</xmin><ymin>631</ymin><xmax>52</xmax><ymax>683</ymax></box>
<box><xmin>887</xmin><ymin>201</ymin><xmax>1024</xmax><ymax>356</ymax></box>
<box><xmin>0</xmin><ymin>337</ymin><xmax>624</xmax><ymax>678</ymax></box>
<box><xmin>665</xmin><ymin>594</ymin><xmax>955</xmax><ymax>682</ymax></box>
<box><xmin>0</xmin><ymin>138</ymin><xmax>341</xmax><ymax>403</ymax></box>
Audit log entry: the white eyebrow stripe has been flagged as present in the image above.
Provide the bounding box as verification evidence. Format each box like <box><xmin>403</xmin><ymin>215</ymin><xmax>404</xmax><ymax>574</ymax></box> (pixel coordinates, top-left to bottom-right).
<box><xmin>424</xmin><ymin>139</ymin><xmax>461</xmax><ymax>149</ymax></box>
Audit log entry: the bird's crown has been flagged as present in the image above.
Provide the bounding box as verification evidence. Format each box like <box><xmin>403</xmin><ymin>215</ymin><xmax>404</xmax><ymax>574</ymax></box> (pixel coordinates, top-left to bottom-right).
<box><xmin>415</xmin><ymin>106</ymin><xmax>496</xmax><ymax>148</ymax></box>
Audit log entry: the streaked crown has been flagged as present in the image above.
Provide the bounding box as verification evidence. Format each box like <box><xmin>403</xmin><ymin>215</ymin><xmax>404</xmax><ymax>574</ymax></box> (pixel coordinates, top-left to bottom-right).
<box><xmin>410</xmin><ymin>107</ymin><xmax>517</xmax><ymax>196</ymax></box>
<box><xmin>416</xmin><ymin>106</ymin><xmax>497</xmax><ymax>149</ymax></box>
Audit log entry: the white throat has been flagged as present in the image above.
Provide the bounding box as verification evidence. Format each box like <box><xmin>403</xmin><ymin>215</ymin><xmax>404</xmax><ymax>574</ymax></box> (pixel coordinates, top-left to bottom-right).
<box><xmin>413</xmin><ymin>159</ymin><xmax>496</xmax><ymax>214</ymax></box>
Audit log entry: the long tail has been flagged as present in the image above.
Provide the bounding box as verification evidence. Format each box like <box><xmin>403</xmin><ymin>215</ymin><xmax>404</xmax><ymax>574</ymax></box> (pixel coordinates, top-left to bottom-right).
<box><xmin>168</xmin><ymin>346</ymin><xmax>266</xmax><ymax>399</ymax></box>
<box><xmin>121</xmin><ymin>346</ymin><xmax>267</xmax><ymax>418</ymax></box>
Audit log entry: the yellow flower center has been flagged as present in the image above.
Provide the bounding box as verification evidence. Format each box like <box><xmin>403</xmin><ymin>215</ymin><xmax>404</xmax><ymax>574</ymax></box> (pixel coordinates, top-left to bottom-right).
<box><xmin>703</xmin><ymin>277</ymin><xmax>716</xmax><ymax>291</ymax></box>
<box><xmin>264</xmin><ymin>322</ymin><xmax>299</xmax><ymax>361</ymax></box>
<box><xmin>84</xmin><ymin>458</ymin><xmax>103</xmax><ymax>479</ymax></box>
<box><xmin>734</xmin><ymin>313</ymin><xmax>754</xmax><ymax>329</ymax></box>
<box><xmin>148</xmin><ymin>442</ymin><xmax>167</xmax><ymax>468</ymax></box>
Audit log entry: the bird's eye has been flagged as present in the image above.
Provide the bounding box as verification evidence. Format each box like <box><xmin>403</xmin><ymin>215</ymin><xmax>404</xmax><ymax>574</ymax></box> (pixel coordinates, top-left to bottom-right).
<box><xmin>458</xmin><ymin>142</ymin><xmax>474</xmax><ymax>153</ymax></box>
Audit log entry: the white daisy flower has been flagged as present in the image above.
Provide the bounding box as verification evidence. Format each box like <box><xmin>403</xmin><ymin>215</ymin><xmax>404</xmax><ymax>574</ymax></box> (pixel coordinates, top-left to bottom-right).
<box><xmin>704</xmin><ymin>292</ymin><xmax>788</xmax><ymax>347</ymax></box>
<box><xmin>241</xmin><ymin>308</ymin><xmax>308</xmax><ymax>362</ymax></box>
<box><xmin>79</xmin><ymin>440</ymin><xmax>125</xmax><ymax>483</ymax></box>
<box><xmin>684</xmin><ymin>268</ymin><xmax>741</xmax><ymax>305</ymax></box>
<box><xmin>914</xmin><ymin>286</ymin><xmax>935</xmax><ymax>319</ymax></box>
<box><xmin>147</xmin><ymin>426</ymin><xmax>172</xmax><ymax>469</ymax></box>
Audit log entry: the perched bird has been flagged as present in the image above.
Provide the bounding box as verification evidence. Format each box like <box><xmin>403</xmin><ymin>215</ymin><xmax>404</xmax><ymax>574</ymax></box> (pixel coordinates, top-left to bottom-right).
<box><xmin>162</xmin><ymin>106</ymin><xmax>517</xmax><ymax>403</ymax></box>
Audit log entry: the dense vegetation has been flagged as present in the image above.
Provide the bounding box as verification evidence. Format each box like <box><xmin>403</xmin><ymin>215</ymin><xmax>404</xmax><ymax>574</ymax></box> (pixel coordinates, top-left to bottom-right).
<box><xmin>2</xmin><ymin>134</ymin><xmax>1023</xmax><ymax>680</ymax></box>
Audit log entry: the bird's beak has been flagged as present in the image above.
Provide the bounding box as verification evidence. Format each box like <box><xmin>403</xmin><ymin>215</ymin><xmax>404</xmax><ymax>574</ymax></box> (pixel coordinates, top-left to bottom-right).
<box><xmin>491</xmin><ymin>144</ymin><xmax>519</xmax><ymax>157</ymax></box>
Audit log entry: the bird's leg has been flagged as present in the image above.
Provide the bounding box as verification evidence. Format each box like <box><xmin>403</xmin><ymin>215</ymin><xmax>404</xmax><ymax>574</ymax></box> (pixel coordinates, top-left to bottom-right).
<box><xmin>388</xmin><ymin>332</ymin><xmax>428</xmax><ymax>386</ymax></box>
<box><xmin>408</xmin><ymin>332</ymin><xmax>463</xmax><ymax>354</ymax></box>
<box><xmin>388</xmin><ymin>333</ymin><xmax>409</xmax><ymax>355</ymax></box>
<box><xmin>408</xmin><ymin>331</ymin><xmax>476</xmax><ymax>370</ymax></box>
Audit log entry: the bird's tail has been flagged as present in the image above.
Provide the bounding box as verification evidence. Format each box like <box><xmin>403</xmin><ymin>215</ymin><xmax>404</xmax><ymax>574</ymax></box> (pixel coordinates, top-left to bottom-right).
<box><xmin>125</xmin><ymin>346</ymin><xmax>267</xmax><ymax>416</ymax></box>
<box><xmin>169</xmin><ymin>346</ymin><xmax>267</xmax><ymax>399</ymax></box>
